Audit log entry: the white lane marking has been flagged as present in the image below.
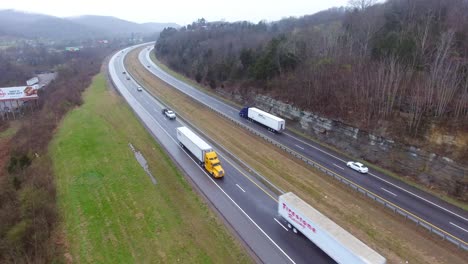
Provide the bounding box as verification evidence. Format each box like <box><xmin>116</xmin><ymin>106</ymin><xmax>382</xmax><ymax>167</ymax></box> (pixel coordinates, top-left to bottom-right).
<box><xmin>274</xmin><ymin>218</ymin><xmax>289</xmax><ymax>231</ymax></box>
<box><xmin>144</xmin><ymin>48</ymin><xmax>239</xmax><ymax>113</ymax></box>
<box><xmin>283</xmin><ymin>132</ymin><xmax>347</xmax><ymax>163</ymax></box>
<box><xmin>368</xmin><ymin>172</ymin><xmax>468</xmax><ymax>222</ymax></box>
<box><xmin>110</xmin><ymin>62</ymin><xmax>297</xmax><ymax>264</ymax></box>
<box><xmin>294</xmin><ymin>144</ymin><xmax>304</xmax><ymax>150</ymax></box>
<box><xmin>450</xmin><ymin>222</ymin><xmax>468</xmax><ymax>233</ymax></box>
<box><xmin>381</xmin><ymin>188</ymin><xmax>397</xmax><ymax>197</ymax></box>
<box><xmin>236</xmin><ymin>184</ymin><xmax>246</xmax><ymax>193</ymax></box>
<box><xmin>332</xmin><ymin>163</ymin><xmax>345</xmax><ymax>170</ymax></box>
<box><xmin>137</xmin><ymin>48</ymin><xmax>468</xmax><ymax>238</ymax></box>
<box><xmin>180</xmin><ymin>150</ymin><xmax>296</xmax><ymax>264</ymax></box>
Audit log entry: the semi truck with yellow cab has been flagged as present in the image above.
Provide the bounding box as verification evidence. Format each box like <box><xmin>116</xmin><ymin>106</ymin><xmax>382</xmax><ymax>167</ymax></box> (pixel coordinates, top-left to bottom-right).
<box><xmin>176</xmin><ymin>126</ymin><xmax>224</xmax><ymax>178</ymax></box>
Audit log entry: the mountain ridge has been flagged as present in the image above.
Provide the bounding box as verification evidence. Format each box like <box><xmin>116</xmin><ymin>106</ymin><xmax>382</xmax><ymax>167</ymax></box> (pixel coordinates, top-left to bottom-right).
<box><xmin>0</xmin><ymin>9</ymin><xmax>179</xmax><ymax>40</ymax></box>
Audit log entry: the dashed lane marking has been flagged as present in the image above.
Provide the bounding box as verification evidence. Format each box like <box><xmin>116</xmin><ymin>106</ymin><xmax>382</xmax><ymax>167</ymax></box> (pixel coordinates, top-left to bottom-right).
<box><xmin>381</xmin><ymin>188</ymin><xmax>397</xmax><ymax>197</ymax></box>
<box><xmin>236</xmin><ymin>184</ymin><xmax>246</xmax><ymax>193</ymax></box>
<box><xmin>274</xmin><ymin>218</ymin><xmax>289</xmax><ymax>231</ymax></box>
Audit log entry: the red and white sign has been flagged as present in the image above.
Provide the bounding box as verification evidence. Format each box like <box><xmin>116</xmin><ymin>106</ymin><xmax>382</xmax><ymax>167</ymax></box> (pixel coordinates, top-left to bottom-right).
<box><xmin>0</xmin><ymin>86</ymin><xmax>38</xmax><ymax>101</ymax></box>
<box><xmin>281</xmin><ymin>202</ymin><xmax>317</xmax><ymax>233</ymax></box>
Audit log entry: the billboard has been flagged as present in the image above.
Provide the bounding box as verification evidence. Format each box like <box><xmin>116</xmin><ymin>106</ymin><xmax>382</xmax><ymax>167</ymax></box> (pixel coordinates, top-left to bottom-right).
<box><xmin>0</xmin><ymin>86</ymin><xmax>38</xmax><ymax>101</ymax></box>
<box><xmin>65</xmin><ymin>47</ymin><xmax>80</xmax><ymax>52</ymax></box>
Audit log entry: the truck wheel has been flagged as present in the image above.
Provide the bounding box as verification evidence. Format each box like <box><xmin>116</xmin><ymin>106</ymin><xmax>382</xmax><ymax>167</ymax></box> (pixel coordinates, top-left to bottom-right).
<box><xmin>293</xmin><ymin>227</ymin><xmax>298</xmax><ymax>234</ymax></box>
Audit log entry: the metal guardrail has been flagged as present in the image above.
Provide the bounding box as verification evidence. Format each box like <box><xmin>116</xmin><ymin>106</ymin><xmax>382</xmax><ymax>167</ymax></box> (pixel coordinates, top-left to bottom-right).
<box><xmin>135</xmin><ymin>48</ymin><xmax>468</xmax><ymax>251</ymax></box>
<box><xmin>122</xmin><ymin>57</ymin><xmax>285</xmax><ymax>199</ymax></box>
<box><xmin>201</xmin><ymin>98</ymin><xmax>468</xmax><ymax>251</ymax></box>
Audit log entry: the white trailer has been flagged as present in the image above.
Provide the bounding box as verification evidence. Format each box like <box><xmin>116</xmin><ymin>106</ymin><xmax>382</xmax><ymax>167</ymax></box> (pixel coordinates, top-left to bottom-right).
<box><xmin>176</xmin><ymin>126</ymin><xmax>212</xmax><ymax>163</ymax></box>
<box><xmin>278</xmin><ymin>192</ymin><xmax>386</xmax><ymax>264</ymax></box>
<box><xmin>247</xmin><ymin>107</ymin><xmax>285</xmax><ymax>132</ymax></box>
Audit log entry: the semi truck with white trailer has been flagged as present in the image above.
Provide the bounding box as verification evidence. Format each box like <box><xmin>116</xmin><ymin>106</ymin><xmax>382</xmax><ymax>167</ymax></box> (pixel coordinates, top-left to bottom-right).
<box><xmin>239</xmin><ymin>107</ymin><xmax>285</xmax><ymax>133</ymax></box>
<box><xmin>278</xmin><ymin>192</ymin><xmax>386</xmax><ymax>264</ymax></box>
<box><xmin>176</xmin><ymin>126</ymin><xmax>224</xmax><ymax>178</ymax></box>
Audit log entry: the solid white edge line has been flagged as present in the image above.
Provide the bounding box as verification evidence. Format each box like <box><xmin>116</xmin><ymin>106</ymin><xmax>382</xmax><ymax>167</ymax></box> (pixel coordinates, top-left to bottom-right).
<box><xmin>141</xmin><ymin>47</ymin><xmax>468</xmax><ymax>226</ymax></box>
<box><xmin>274</xmin><ymin>218</ymin><xmax>289</xmax><ymax>231</ymax></box>
<box><xmin>381</xmin><ymin>188</ymin><xmax>397</xmax><ymax>197</ymax></box>
<box><xmin>449</xmin><ymin>222</ymin><xmax>468</xmax><ymax>233</ymax></box>
<box><xmin>236</xmin><ymin>184</ymin><xmax>246</xmax><ymax>193</ymax></box>
<box><xmin>111</xmin><ymin>54</ymin><xmax>297</xmax><ymax>264</ymax></box>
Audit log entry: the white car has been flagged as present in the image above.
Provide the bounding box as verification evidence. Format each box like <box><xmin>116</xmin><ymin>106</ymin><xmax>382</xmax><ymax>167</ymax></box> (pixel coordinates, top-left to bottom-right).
<box><xmin>137</xmin><ymin>86</ymin><xmax>143</xmax><ymax>91</ymax></box>
<box><xmin>346</xmin><ymin>161</ymin><xmax>369</xmax><ymax>174</ymax></box>
<box><xmin>162</xmin><ymin>108</ymin><xmax>176</xmax><ymax>120</ymax></box>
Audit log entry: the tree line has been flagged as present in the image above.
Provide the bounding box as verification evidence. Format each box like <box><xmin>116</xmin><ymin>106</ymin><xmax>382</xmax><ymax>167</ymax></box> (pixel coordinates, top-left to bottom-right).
<box><xmin>155</xmin><ymin>0</ymin><xmax>468</xmax><ymax>137</ymax></box>
<box><xmin>0</xmin><ymin>47</ymin><xmax>111</xmax><ymax>263</ymax></box>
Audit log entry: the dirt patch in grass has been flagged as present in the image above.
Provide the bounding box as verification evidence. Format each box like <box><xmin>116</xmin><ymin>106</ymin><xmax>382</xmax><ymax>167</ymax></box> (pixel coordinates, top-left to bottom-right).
<box><xmin>50</xmin><ymin>73</ymin><xmax>251</xmax><ymax>263</ymax></box>
<box><xmin>126</xmin><ymin>47</ymin><xmax>467</xmax><ymax>264</ymax></box>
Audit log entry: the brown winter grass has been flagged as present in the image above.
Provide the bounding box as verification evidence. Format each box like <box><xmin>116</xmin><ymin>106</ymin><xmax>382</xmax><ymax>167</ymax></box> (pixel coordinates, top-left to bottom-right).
<box><xmin>126</xmin><ymin>47</ymin><xmax>467</xmax><ymax>264</ymax></box>
<box><xmin>0</xmin><ymin>121</ymin><xmax>19</xmax><ymax>174</ymax></box>
<box><xmin>50</xmin><ymin>73</ymin><xmax>251</xmax><ymax>263</ymax></box>
<box><xmin>153</xmin><ymin>50</ymin><xmax>468</xmax><ymax>211</ymax></box>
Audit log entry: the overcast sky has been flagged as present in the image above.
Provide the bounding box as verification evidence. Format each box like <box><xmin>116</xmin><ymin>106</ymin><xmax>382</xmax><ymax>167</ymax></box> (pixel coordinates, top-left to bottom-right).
<box><xmin>0</xmin><ymin>0</ymin><xmax>350</xmax><ymax>25</ymax></box>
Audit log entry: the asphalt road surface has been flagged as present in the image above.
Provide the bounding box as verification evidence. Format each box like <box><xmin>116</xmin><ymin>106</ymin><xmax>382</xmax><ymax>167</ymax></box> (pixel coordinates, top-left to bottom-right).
<box><xmin>110</xmin><ymin>48</ymin><xmax>335</xmax><ymax>264</ymax></box>
<box><xmin>136</xmin><ymin>45</ymin><xmax>468</xmax><ymax>247</ymax></box>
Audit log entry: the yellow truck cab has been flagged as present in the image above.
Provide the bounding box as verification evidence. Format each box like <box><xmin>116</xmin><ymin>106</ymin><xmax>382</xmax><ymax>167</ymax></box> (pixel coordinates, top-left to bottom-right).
<box><xmin>176</xmin><ymin>126</ymin><xmax>225</xmax><ymax>179</ymax></box>
<box><xmin>204</xmin><ymin>151</ymin><xmax>224</xmax><ymax>178</ymax></box>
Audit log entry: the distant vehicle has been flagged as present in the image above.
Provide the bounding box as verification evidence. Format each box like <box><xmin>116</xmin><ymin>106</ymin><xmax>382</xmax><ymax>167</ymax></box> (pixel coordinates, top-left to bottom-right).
<box><xmin>137</xmin><ymin>86</ymin><xmax>143</xmax><ymax>91</ymax></box>
<box><xmin>26</xmin><ymin>77</ymin><xmax>39</xmax><ymax>86</ymax></box>
<box><xmin>126</xmin><ymin>76</ymin><xmax>130</xmax><ymax>80</ymax></box>
<box><xmin>162</xmin><ymin>108</ymin><xmax>176</xmax><ymax>119</ymax></box>
<box><xmin>122</xmin><ymin>71</ymin><xmax>126</xmax><ymax>74</ymax></box>
<box><xmin>279</xmin><ymin>192</ymin><xmax>386</xmax><ymax>264</ymax></box>
<box><xmin>147</xmin><ymin>65</ymin><xmax>151</xmax><ymax>68</ymax></box>
<box><xmin>176</xmin><ymin>126</ymin><xmax>224</xmax><ymax>178</ymax></box>
<box><xmin>239</xmin><ymin>107</ymin><xmax>285</xmax><ymax>133</ymax></box>
<box><xmin>346</xmin><ymin>161</ymin><xmax>369</xmax><ymax>173</ymax></box>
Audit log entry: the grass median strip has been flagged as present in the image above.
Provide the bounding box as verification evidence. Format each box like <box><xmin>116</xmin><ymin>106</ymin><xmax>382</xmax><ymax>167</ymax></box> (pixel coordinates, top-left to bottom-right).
<box><xmin>127</xmin><ymin>47</ymin><xmax>466</xmax><ymax>264</ymax></box>
<box><xmin>151</xmin><ymin>50</ymin><xmax>468</xmax><ymax>212</ymax></box>
<box><xmin>50</xmin><ymin>73</ymin><xmax>251</xmax><ymax>263</ymax></box>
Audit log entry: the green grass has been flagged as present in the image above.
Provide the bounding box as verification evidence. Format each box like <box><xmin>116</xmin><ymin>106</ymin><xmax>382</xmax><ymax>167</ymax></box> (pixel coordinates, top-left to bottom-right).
<box><xmin>50</xmin><ymin>73</ymin><xmax>251</xmax><ymax>263</ymax></box>
<box><xmin>0</xmin><ymin>121</ymin><xmax>20</xmax><ymax>140</ymax></box>
<box><xmin>151</xmin><ymin>51</ymin><xmax>467</xmax><ymax>211</ymax></box>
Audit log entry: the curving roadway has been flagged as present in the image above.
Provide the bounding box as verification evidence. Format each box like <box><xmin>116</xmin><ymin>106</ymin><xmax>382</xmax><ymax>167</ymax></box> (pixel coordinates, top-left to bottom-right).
<box><xmin>135</xmin><ymin>44</ymin><xmax>468</xmax><ymax>248</ymax></box>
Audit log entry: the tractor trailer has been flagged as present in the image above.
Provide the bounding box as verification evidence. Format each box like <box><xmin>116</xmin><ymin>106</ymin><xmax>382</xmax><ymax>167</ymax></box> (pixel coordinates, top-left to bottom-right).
<box><xmin>239</xmin><ymin>107</ymin><xmax>285</xmax><ymax>132</ymax></box>
<box><xmin>176</xmin><ymin>127</ymin><xmax>224</xmax><ymax>178</ymax></box>
<box><xmin>278</xmin><ymin>192</ymin><xmax>386</xmax><ymax>264</ymax></box>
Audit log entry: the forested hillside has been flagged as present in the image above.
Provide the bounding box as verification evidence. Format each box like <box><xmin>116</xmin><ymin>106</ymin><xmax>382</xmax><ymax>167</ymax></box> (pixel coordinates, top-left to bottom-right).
<box><xmin>155</xmin><ymin>0</ymin><xmax>468</xmax><ymax>140</ymax></box>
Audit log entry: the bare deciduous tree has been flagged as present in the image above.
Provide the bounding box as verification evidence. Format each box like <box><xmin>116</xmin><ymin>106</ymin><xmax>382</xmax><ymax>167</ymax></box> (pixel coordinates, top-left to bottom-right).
<box><xmin>348</xmin><ymin>0</ymin><xmax>377</xmax><ymax>10</ymax></box>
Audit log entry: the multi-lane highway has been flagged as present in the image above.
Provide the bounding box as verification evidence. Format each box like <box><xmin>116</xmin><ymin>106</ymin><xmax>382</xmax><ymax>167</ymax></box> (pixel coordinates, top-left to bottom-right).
<box><xmin>134</xmin><ymin>45</ymin><xmax>468</xmax><ymax>247</ymax></box>
<box><xmin>110</xmin><ymin>48</ymin><xmax>335</xmax><ymax>263</ymax></box>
